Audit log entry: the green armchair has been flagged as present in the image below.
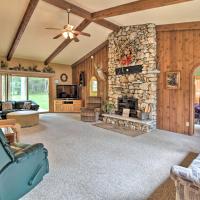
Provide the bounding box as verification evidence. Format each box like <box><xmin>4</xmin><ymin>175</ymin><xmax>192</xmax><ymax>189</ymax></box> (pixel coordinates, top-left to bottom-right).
<box><xmin>0</xmin><ymin>128</ymin><xmax>49</xmax><ymax>200</ymax></box>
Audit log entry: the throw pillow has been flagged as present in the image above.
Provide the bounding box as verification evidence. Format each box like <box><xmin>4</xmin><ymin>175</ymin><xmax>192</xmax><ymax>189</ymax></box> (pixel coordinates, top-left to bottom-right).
<box><xmin>2</xmin><ymin>102</ymin><xmax>13</xmax><ymax>111</ymax></box>
<box><xmin>23</xmin><ymin>102</ymin><xmax>32</xmax><ymax>110</ymax></box>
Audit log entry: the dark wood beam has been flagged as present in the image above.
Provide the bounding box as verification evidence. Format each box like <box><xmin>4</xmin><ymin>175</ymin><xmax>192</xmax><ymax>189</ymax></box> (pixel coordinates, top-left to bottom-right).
<box><xmin>92</xmin><ymin>0</ymin><xmax>192</xmax><ymax>20</ymax></box>
<box><xmin>44</xmin><ymin>19</ymin><xmax>91</xmax><ymax>65</ymax></box>
<box><xmin>42</xmin><ymin>0</ymin><xmax>120</xmax><ymax>31</ymax></box>
<box><xmin>7</xmin><ymin>0</ymin><xmax>39</xmax><ymax>61</ymax></box>
<box><xmin>72</xmin><ymin>40</ymin><xmax>108</xmax><ymax>67</ymax></box>
<box><xmin>156</xmin><ymin>21</ymin><xmax>200</xmax><ymax>32</ymax></box>
<box><xmin>43</xmin><ymin>0</ymin><xmax>92</xmax><ymax>19</ymax></box>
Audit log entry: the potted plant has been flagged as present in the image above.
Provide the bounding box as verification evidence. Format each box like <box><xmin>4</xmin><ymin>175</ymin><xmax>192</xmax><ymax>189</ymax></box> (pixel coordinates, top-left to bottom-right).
<box><xmin>102</xmin><ymin>101</ymin><xmax>116</xmax><ymax>114</ymax></box>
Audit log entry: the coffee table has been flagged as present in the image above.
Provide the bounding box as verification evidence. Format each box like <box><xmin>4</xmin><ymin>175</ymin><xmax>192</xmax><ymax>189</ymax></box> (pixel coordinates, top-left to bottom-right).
<box><xmin>7</xmin><ymin>111</ymin><xmax>39</xmax><ymax>128</ymax></box>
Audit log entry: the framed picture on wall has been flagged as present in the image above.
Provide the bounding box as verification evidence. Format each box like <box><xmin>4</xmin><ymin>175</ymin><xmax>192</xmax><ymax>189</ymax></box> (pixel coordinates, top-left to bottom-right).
<box><xmin>166</xmin><ymin>71</ymin><xmax>180</xmax><ymax>89</ymax></box>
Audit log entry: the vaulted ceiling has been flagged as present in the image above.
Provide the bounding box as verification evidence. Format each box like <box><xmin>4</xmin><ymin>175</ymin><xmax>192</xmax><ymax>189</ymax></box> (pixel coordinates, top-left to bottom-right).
<box><xmin>0</xmin><ymin>0</ymin><xmax>200</xmax><ymax>65</ymax></box>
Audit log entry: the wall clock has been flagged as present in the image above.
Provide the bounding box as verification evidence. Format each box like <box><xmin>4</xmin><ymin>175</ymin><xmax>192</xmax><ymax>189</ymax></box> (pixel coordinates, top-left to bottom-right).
<box><xmin>60</xmin><ymin>73</ymin><xmax>68</xmax><ymax>82</ymax></box>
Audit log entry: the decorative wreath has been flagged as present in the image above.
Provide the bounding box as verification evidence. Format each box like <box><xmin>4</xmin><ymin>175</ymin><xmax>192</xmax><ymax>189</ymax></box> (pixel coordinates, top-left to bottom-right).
<box><xmin>60</xmin><ymin>73</ymin><xmax>68</xmax><ymax>82</ymax></box>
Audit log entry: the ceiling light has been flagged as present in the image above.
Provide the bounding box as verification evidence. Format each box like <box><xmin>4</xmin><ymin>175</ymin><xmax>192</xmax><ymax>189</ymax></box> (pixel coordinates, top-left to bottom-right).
<box><xmin>62</xmin><ymin>32</ymin><xmax>74</xmax><ymax>39</ymax></box>
<box><xmin>68</xmin><ymin>32</ymin><xmax>74</xmax><ymax>39</ymax></box>
<box><xmin>62</xmin><ymin>32</ymin><xmax>68</xmax><ymax>38</ymax></box>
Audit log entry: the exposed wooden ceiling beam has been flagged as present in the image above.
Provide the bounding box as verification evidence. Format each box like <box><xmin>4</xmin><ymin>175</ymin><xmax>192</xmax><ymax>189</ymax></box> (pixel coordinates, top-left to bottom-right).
<box><xmin>43</xmin><ymin>0</ymin><xmax>92</xmax><ymax>19</ymax></box>
<box><xmin>42</xmin><ymin>0</ymin><xmax>119</xmax><ymax>31</ymax></box>
<box><xmin>7</xmin><ymin>0</ymin><xmax>39</xmax><ymax>61</ymax></box>
<box><xmin>44</xmin><ymin>19</ymin><xmax>91</xmax><ymax>65</ymax></box>
<box><xmin>72</xmin><ymin>40</ymin><xmax>108</xmax><ymax>67</ymax></box>
<box><xmin>156</xmin><ymin>21</ymin><xmax>200</xmax><ymax>32</ymax></box>
<box><xmin>92</xmin><ymin>0</ymin><xmax>192</xmax><ymax>20</ymax></box>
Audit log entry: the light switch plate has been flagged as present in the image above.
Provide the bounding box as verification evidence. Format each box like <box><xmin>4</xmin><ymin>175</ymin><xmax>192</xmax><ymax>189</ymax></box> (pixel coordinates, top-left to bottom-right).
<box><xmin>186</xmin><ymin>122</ymin><xmax>190</xmax><ymax>127</ymax></box>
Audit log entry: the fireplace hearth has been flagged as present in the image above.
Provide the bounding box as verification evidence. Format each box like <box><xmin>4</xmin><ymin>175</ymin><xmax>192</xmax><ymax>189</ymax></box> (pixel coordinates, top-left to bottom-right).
<box><xmin>116</xmin><ymin>96</ymin><xmax>138</xmax><ymax>118</ymax></box>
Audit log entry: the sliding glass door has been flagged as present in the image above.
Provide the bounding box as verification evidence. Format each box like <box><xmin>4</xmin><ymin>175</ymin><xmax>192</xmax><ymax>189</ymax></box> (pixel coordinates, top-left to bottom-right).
<box><xmin>28</xmin><ymin>77</ymin><xmax>49</xmax><ymax>111</ymax></box>
<box><xmin>0</xmin><ymin>75</ymin><xmax>6</xmax><ymax>101</ymax></box>
<box><xmin>1</xmin><ymin>75</ymin><xmax>50</xmax><ymax>111</ymax></box>
<box><xmin>8</xmin><ymin>76</ymin><xmax>27</xmax><ymax>101</ymax></box>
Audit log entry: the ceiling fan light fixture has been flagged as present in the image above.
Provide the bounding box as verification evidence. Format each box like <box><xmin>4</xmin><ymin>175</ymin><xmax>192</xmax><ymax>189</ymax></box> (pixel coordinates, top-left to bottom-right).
<box><xmin>62</xmin><ymin>31</ymin><xmax>74</xmax><ymax>39</ymax></box>
<box><xmin>68</xmin><ymin>32</ymin><xmax>74</xmax><ymax>39</ymax></box>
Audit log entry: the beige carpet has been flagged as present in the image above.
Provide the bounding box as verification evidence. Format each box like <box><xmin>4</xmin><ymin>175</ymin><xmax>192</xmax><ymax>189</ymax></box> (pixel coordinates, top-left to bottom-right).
<box><xmin>93</xmin><ymin>122</ymin><xmax>144</xmax><ymax>138</ymax></box>
<box><xmin>20</xmin><ymin>113</ymin><xmax>200</xmax><ymax>200</ymax></box>
<box><xmin>147</xmin><ymin>152</ymin><xmax>198</xmax><ymax>200</ymax></box>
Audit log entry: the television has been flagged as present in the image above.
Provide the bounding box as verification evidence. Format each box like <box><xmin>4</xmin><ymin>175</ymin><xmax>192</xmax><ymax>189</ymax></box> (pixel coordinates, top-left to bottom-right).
<box><xmin>56</xmin><ymin>85</ymin><xmax>79</xmax><ymax>99</ymax></box>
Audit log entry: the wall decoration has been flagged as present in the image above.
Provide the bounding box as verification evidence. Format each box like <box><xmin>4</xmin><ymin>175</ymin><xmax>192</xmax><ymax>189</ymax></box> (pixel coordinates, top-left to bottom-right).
<box><xmin>42</xmin><ymin>65</ymin><xmax>55</xmax><ymax>73</ymax></box>
<box><xmin>115</xmin><ymin>65</ymin><xmax>143</xmax><ymax>75</ymax></box>
<box><xmin>94</xmin><ymin>63</ymin><xmax>107</xmax><ymax>81</ymax></box>
<box><xmin>60</xmin><ymin>73</ymin><xmax>68</xmax><ymax>82</ymax></box>
<box><xmin>0</xmin><ymin>60</ymin><xmax>8</xmax><ymax>69</ymax></box>
<box><xmin>79</xmin><ymin>71</ymin><xmax>85</xmax><ymax>86</ymax></box>
<box><xmin>0</xmin><ymin>60</ymin><xmax>55</xmax><ymax>74</ymax></box>
<box><xmin>166</xmin><ymin>71</ymin><xmax>180</xmax><ymax>89</ymax></box>
<box><xmin>114</xmin><ymin>39</ymin><xmax>135</xmax><ymax>67</ymax></box>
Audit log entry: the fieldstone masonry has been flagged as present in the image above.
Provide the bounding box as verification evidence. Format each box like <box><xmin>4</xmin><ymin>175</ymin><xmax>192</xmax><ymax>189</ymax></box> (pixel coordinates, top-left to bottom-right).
<box><xmin>107</xmin><ymin>24</ymin><xmax>159</xmax><ymax>131</ymax></box>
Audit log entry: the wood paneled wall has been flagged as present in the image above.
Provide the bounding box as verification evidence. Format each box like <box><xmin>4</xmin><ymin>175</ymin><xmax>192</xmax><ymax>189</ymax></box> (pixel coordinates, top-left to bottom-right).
<box><xmin>157</xmin><ymin>29</ymin><xmax>200</xmax><ymax>134</ymax></box>
<box><xmin>72</xmin><ymin>45</ymin><xmax>108</xmax><ymax>106</ymax></box>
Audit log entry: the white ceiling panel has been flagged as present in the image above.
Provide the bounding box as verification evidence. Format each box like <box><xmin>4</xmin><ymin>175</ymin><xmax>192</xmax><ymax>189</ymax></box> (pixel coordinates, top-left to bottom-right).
<box><xmin>0</xmin><ymin>0</ymin><xmax>29</xmax><ymax>56</ymax></box>
<box><xmin>108</xmin><ymin>0</ymin><xmax>200</xmax><ymax>26</ymax></box>
<box><xmin>65</xmin><ymin>0</ymin><xmax>138</xmax><ymax>12</ymax></box>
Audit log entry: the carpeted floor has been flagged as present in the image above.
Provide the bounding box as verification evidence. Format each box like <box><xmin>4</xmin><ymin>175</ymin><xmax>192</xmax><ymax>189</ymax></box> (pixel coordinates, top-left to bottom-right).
<box><xmin>147</xmin><ymin>152</ymin><xmax>198</xmax><ymax>200</ymax></box>
<box><xmin>21</xmin><ymin>113</ymin><xmax>200</xmax><ymax>200</ymax></box>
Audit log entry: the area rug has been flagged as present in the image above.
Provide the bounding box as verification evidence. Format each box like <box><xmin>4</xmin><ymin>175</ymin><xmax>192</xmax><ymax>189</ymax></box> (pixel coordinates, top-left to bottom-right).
<box><xmin>147</xmin><ymin>152</ymin><xmax>198</xmax><ymax>200</ymax></box>
<box><xmin>93</xmin><ymin>122</ymin><xmax>144</xmax><ymax>138</ymax></box>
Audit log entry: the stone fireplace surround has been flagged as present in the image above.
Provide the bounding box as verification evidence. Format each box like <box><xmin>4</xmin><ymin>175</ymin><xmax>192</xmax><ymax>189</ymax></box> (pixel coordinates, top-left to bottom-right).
<box><xmin>103</xmin><ymin>23</ymin><xmax>159</xmax><ymax>132</ymax></box>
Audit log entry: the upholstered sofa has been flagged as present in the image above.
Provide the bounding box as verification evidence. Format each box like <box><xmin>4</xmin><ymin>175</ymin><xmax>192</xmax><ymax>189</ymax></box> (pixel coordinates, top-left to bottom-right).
<box><xmin>0</xmin><ymin>128</ymin><xmax>49</xmax><ymax>200</ymax></box>
<box><xmin>0</xmin><ymin>100</ymin><xmax>39</xmax><ymax>119</ymax></box>
<box><xmin>171</xmin><ymin>154</ymin><xmax>200</xmax><ymax>200</ymax></box>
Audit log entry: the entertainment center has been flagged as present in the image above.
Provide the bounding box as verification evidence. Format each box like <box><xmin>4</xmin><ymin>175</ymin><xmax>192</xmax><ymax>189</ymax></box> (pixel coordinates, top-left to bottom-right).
<box><xmin>54</xmin><ymin>84</ymin><xmax>82</xmax><ymax>113</ymax></box>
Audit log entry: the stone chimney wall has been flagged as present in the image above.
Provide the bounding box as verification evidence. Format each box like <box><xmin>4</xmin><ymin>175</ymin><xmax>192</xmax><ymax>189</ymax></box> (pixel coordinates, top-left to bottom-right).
<box><xmin>108</xmin><ymin>24</ymin><xmax>158</xmax><ymax>121</ymax></box>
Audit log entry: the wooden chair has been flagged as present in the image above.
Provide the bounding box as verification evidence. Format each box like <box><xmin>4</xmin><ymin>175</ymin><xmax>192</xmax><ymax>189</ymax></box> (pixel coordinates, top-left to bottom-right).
<box><xmin>81</xmin><ymin>97</ymin><xmax>101</xmax><ymax>122</ymax></box>
<box><xmin>0</xmin><ymin>119</ymin><xmax>21</xmax><ymax>143</ymax></box>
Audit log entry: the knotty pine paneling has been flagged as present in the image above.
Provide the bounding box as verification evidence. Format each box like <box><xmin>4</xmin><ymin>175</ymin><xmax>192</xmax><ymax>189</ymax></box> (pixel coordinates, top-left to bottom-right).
<box><xmin>72</xmin><ymin>45</ymin><xmax>108</xmax><ymax>106</ymax></box>
<box><xmin>157</xmin><ymin>30</ymin><xmax>200</xmax><ymax>135</ymax></box>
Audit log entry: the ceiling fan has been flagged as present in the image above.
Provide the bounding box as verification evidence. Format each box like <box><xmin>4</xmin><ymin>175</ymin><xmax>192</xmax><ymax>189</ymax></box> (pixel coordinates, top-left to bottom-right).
<box><xmin>45</xmin><ymin>9</ymin><xmax>91</xmax><ymax>42</ymax></box>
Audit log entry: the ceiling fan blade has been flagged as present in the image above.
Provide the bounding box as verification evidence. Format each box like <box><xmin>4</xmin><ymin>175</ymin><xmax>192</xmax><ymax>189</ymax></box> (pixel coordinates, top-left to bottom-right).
<box><xmin>46</xmin><ymin>28</ymin><xmax>62</xmax><ymax>30</ymax></box>
<box><xmin>53</xmin><ymin>33</ymin><xmax>63</xmax><ymax>39</ymax></box>
<box><xmin>72</xmin><ymin>30</ymin><xmax>91</xmax><ymax>37</ymax></box>
<box><xmin>73</xmin><ymin>36</ymin><xmax>79</xmax><ymax>42</ymax></box>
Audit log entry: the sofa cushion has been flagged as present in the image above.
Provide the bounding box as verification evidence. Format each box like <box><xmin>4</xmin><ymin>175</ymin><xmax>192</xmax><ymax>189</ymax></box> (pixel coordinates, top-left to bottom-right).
<box><xmin>15</xmin><ymin>101</ymin><xmax>29</xmax><ymax>110</ymax></box>
<box><xmin>2</xmin><ymin>102</ymin><xmax>13</xmax><ymax>111</ymax></box>
<box><xmin>23</xmin><ymin>102</ymin><xmax>32</xmax><ymax>110</ymax></box>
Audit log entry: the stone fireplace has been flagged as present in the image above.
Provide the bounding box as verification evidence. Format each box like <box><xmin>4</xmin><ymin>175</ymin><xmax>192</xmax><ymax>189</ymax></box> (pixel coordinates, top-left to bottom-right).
<box><xmin>104</xmin><ymin>23</ymin><xmax>159</xmax><ymax>132</ymax></box>
<box><xmin>116</xmin><ymin>96</ymin><xmax>138</xmax><ymax>118</ymax></box>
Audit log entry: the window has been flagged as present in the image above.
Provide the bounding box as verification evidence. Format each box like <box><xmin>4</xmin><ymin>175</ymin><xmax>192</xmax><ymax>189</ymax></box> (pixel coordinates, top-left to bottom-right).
<box><xmin>0</xmin><ymin>75</ymin><xmax>49</xmax><ymax>111</ymax></box>
<box><xmin>90</xmin><ymin>76</ymin><xmax>98</xmax><ymax>96</ymax></box>
<box><xmin>0</xmin><ymin>75</ymin><xmax>6</xmax><ymax>101</ymax></box>
<box><xmin>28</xmin><ymin>77</ymin><xmax>49</xmax><ymax>111</ymax></box>
<box><xmin>8</xmin><ymin>76</ymin><xmax>27</xmax><ymax>101</ymax></box>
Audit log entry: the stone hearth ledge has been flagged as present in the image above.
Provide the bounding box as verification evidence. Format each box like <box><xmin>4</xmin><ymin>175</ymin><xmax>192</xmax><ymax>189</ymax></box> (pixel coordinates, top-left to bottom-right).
<box><xmin>102</xmin><ymin>114</ymin><xmax>156</xmax><ymax>133</ymax></box>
